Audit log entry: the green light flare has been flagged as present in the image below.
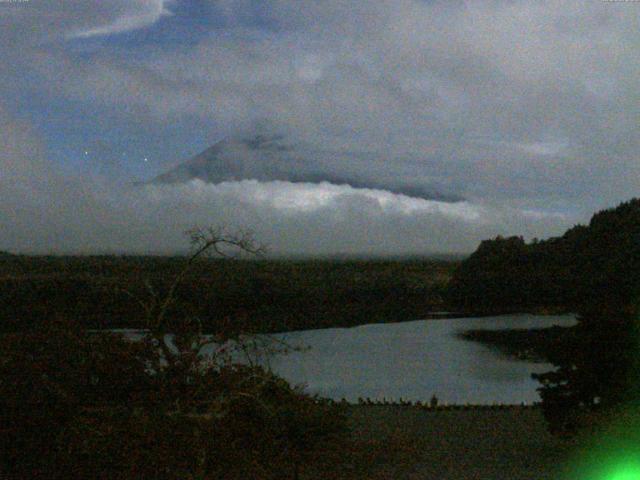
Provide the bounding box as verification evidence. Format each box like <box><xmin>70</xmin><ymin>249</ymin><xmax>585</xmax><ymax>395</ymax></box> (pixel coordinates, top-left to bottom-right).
<box><xmin>556</xmin><ymin>406</ymin><xmax>640</xmax><ymax>480</ymax></box>
<box><xmin>606</xmin><ymin>461</ymin><xmax>640</xmax><ymax>480</ymax></box>
<box><xmin>555</xmin><ymin>311</ymin><xmax>640</xmax><ymax>480</ymax></box>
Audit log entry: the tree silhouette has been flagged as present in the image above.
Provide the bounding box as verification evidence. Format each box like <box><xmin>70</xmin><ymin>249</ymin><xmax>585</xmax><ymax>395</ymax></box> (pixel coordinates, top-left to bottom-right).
<box><xmin>0</xmin><ymin>227</ymin><xmax>363</xmax><ymax>478</ymax></box>
<box><xmin>448</xmin><ymin>198</ymin><xmax>640</xmax><ymax>434</ymax></box>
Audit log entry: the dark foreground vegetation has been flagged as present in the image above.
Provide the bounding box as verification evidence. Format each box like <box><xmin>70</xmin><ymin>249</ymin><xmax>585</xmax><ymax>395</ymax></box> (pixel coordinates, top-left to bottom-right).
<box><xmin>0</xmin><ymin>230</ymin><xmax>428</xmax><ymax>478</ymax></box>
<box><xmin>0</xmin><ymin>317</ymin><xmax>420</xmax><ymax>479</ymax></box>
<box><xmin>0</xmin><ymin>255</ymin><xmax>454</xmax><ymax>334</ymax></box>
<box><xmin>4</xmin><ymin>196</ymin><xmax>640</xmax><ymax>476</ymax></box>
<box><xmin>348</xmin><ymin>405</ymin><xmax>574</xmax><ymax>479</ymax></box>
<box><xmin>449</xmin><ymin>198</ymin><xmax>640</xmax><ymax>436</ymax></box>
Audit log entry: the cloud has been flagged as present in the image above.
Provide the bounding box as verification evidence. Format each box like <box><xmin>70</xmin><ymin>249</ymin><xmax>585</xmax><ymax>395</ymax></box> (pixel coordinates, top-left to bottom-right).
<box><xmin>0</xmin><ymin>0</ymin><xmax>171</xmax><ymax>41</ymax></box>
<box><xmin>1</xmin><ymin>1</ymin><xmax>638</xmax><ymax>254</ymax></box>
<box><xmin>134</xmin><ymin>180</ymin><xmax>568</xmax><ymax>256</ymax></box>
<box><xmin>0</xmin><ymin>101</ymin><xmax>568</xmax><ymax>255</ymax></box>
<box><xmin>20</xmin><ymin>0</ymin><xmax>640</xmax><ymax>215</ymax></box>
<box><xmin>69</xmin><ymin>0</ymin><xmax>171</xmax><ymax>38</ymax></box>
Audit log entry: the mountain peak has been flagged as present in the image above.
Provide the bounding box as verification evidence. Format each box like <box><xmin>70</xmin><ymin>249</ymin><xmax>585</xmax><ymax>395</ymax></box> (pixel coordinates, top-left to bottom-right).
<box><xmin>147</xmin><ymin>131</ymin><xmax>463</xmax><ymax>203</ymax></box>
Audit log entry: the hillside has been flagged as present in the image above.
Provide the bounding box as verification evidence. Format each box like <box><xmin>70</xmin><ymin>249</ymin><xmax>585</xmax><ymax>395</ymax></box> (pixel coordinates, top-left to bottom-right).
<box><xmin>446</xmin><ymin>198</ymin><xmax>640</xmax><ymax>314</ymax></box>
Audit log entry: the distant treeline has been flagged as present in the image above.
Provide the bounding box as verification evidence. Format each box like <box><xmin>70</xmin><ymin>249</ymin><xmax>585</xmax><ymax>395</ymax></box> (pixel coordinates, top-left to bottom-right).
<box><xmin>447</xmin><ymin>198</ymin><xmax>640</xmax><ymax>314</ymax></box>
<box><xmin>447</xmin><ymin>198</ymin><xmax>640</xmax><ymax>433</ymax></box>
<box><xmin>0</xmin><ymin>257</ymin><xmax>455</xmax><ymax>333</ymax></box>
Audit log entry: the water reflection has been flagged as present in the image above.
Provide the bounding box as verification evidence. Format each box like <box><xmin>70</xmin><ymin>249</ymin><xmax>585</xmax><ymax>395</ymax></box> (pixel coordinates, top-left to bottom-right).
<box><xmin>261</xmin><ymin>314</ymin><xmax>576</xmax><ymax>404</ymax></box>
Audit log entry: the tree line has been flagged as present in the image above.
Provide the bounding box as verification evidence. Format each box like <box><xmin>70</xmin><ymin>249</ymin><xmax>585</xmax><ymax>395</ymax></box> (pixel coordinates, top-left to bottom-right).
<box><xmin>447</xmin><ymin>198</ymin><xmax>640</xmax><ymax>434</ymax></box>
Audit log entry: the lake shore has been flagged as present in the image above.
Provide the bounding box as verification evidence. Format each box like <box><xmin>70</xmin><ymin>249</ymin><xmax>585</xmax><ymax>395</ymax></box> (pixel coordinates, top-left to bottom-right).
<box><xmin>456</xmin><ymin>324</ymin><xmax>574</xmax><ymax>363</ymax></box>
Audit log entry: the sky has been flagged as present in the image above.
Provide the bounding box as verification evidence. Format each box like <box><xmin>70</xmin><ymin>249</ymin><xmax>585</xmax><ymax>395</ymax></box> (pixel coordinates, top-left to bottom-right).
<box><xmin>1</xmin><ymin>0</ymin><xmax>639</xmax><ymax>256</ymax></box>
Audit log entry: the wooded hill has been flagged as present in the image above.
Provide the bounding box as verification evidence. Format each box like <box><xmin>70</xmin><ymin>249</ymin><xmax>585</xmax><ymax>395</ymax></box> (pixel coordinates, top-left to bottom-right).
<box><xmin>446</xmin><ymin>198</ymin><xmax>640</xmax><ymax>314</ymax></box>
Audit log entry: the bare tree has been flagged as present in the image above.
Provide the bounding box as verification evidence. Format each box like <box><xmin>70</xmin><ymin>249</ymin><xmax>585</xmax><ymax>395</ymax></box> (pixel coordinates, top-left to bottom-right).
<box><xmin>154</xmin><ymin>226</ymin><xmax>265</xmax><ymax>331</ymax></box>
<box><xmin>118</xmin><ymin>226</ymin><xmax>264</xmax><ymax>327</ymax></box>
<box><xmin>113</xmin><ymin>227</ymin><xmax>264</xmax><ymax>410</ymax></box>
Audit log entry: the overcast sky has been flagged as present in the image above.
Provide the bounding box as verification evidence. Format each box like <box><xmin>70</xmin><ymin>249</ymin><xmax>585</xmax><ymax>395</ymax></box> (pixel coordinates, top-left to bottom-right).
<box><xmin>1</xmin><ymin>0</ymin><xmax>639</xmax><ymax>255</ymax></box>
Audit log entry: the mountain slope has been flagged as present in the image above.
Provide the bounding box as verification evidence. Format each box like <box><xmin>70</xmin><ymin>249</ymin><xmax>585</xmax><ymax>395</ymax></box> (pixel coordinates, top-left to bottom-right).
<box><xmin>149</xmin><ymin>133</ymin><xmax>463</xmax><ymax>203</ymax></box>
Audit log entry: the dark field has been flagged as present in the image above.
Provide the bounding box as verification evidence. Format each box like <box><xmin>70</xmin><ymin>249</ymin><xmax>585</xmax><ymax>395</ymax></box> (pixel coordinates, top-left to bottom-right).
<box><xmin>348</xmin><ymin>405</ymin><xmax>576</xmax><ymax>479</ymax></box>
<box><xmin>0</xmin><ymin>255</ymin><xmax>457</xmax><ymax>333</ymax></box>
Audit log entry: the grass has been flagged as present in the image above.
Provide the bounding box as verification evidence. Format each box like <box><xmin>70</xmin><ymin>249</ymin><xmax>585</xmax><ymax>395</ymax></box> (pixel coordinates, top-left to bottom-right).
<box><xmin>348</xmin><ymin>405</ymin><xmax>577</xmax><ymax>479</ymax></box>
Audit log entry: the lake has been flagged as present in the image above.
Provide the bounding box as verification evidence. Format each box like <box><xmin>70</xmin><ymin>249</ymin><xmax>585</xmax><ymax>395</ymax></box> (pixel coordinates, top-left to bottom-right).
<box><xmin>232</xmin><ymin>314</ymin><xmax>576</xmax><ymax>405</ymax></box>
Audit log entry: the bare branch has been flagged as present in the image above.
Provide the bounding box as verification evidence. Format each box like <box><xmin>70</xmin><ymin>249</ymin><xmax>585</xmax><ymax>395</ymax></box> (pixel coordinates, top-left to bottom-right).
<box><xmin>150</xmin><ymin>226</ymin><xmax>266</xmax><ymax>331</ymax></box>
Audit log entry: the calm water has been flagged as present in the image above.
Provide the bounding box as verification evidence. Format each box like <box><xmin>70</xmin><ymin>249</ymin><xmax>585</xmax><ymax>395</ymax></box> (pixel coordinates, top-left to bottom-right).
<box><xmin>240</xmin><ymin>314</ymin><xmax>576</xmax><ymax>405</ymax></box>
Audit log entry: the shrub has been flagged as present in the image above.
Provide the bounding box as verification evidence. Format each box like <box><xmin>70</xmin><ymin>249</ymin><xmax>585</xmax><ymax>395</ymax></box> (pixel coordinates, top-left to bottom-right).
<box><xmin>0</xmin><ymin>317</ymin><xmax>356</xmax><ymax>478</ymax></box>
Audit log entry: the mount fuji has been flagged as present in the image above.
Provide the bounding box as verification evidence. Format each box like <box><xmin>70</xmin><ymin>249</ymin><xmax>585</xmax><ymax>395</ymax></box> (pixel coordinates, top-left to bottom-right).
<box><xmin>148</xmin><ymin>131</ymin><xmax>463</xmax><ymax>203</ymax></box>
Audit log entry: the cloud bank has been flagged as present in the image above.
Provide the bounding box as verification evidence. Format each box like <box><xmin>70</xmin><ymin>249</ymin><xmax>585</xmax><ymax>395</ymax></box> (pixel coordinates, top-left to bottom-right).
<box><xmin>26</xmin><ymin>2</ymin><xmax>640</xmax><ymax>207</ymax></box>
<box><xmin>0</xmin><ymin>0</ymin><xmax>171</xmax><ymax>42</ymax></box>
<box><xmin>1</xmin><ymin>1</ymin><xmax>636</xmax><ymax>254</ymax></box>
<box><xmin>0</xmin><ymin>103</ymin><xmax>568</xmax><ymax>255</ymax></box>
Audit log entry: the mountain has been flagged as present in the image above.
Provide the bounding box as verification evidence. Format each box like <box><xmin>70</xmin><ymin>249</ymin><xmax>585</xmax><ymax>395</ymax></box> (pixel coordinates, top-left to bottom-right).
<box><xmin>147</xmin><ymin>133</ymin><xmax>463</xmax><ymax>203</ymax></box>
